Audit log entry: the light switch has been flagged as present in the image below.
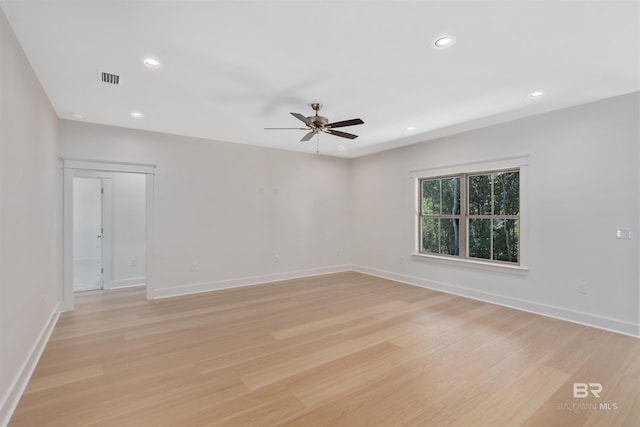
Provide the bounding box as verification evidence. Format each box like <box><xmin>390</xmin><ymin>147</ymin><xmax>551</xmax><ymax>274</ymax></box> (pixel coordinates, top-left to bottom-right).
<box><xmin>616</xmin><ymin>227</ymin><xmax>632</xmax><ymax>240</ymax></box>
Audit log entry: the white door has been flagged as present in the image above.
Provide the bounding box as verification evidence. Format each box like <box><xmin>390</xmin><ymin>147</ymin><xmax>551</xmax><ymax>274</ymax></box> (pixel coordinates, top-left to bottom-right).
<box><xmin>73</xmin><ymin>177</ymin><xmax>104</xmax><ymax>291</ymax></box>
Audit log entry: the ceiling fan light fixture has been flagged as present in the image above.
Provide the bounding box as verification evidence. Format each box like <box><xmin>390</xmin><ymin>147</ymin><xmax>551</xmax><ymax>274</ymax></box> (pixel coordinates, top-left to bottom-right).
<box><xmin>434</xmin><ymin>35</ymin><xmax>456</xmax><ymax>49</ymax></box>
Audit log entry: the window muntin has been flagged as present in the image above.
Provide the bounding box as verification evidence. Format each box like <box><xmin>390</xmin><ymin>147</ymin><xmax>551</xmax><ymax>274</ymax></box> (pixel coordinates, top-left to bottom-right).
<box><xmin>419</xmin><ymin>169</ymin><xmax>519</xmax><ymax>264</ymax></box>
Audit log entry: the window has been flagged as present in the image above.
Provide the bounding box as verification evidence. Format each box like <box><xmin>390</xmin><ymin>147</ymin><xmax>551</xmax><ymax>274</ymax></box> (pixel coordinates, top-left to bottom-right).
<box><xmin>419</xmin><ymin>169</ymin><xmax>520</xmax><ymax>264</ymax></box>
<box><xmin>420</xmin><ymin>176</ymin><xmax>461</xmax><ymax>256</ymax></box>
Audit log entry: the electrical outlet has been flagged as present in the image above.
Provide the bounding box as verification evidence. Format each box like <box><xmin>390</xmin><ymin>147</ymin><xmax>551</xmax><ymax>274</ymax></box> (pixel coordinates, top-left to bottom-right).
<box><xmin>130</xmin><ymin>258</ymin><xmax>137</xmax><ymax>267</ymax></box>
<box><xmin>577</xmin><ymin>281</ymin><xmax>587</xmax><ymax>295</ymax></box>
<box><xmin>190</xmin><ymin>262</ymin><xmax>198</xmax><ymax>272</ymax></box>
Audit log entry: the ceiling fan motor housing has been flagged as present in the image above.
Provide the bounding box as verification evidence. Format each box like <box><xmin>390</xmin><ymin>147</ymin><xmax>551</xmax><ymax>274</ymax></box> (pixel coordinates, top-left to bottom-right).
<box><xmin>308</xmin><ymin>115</ymin><xmax>329</xmax><ymax>127</ymax></box>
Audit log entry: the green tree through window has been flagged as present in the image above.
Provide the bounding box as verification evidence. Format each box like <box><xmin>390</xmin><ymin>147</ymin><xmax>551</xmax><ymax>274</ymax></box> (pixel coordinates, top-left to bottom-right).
<box><xmin>419</xmin><ymin>169</ymin><xmax>519</xmax><ymax>264</ymax></box>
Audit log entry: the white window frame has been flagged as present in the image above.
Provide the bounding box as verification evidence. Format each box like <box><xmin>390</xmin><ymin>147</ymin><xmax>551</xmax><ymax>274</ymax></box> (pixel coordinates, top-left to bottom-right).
<box><xmin>411</xmin><ymin>155</ymin><xmax>529</xmax><ymax>273</ymax></box>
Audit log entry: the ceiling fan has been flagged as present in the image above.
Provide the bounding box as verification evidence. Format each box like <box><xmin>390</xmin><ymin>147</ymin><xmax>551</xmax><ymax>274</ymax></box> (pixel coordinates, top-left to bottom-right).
<box><xmin>265</xmin><ymin>103</ymin><xmax>364</xmax><ymax>143</ymax></box>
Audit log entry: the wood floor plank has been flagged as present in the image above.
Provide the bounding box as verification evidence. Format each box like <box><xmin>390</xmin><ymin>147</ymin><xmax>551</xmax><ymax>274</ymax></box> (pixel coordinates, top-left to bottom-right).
<box><xmin>451</xmin><ymin>364</ymin><xmax>571</xmax><ymax>427</ymax></box>
<box><xmin>8</xmin><ymin>271</ymin><xmax>639</xmax><ymax>426</ymax></box>
<box><xmin>24</xmin><ymin>364</ymin><xmax>104</xmax><ymax>394</ymax></box>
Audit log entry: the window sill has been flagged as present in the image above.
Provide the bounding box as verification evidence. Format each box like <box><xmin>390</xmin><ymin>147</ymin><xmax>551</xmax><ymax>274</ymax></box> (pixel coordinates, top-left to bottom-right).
<box><xmin>411</xmin><ymin>252</ymin><xmax>529</xmax><ymax>275</ymax></box>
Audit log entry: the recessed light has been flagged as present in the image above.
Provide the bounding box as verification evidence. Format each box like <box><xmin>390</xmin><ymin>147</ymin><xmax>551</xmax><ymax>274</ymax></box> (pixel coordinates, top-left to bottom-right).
<box><xmin>528</xmin><ymin>91</ymin><xmax>544</xmax><ymax>99</ymax></box>
<box><xmin>143</xmin><ymin>58</ymin><xmax>160</xmax><ymax>68</ymax></box>
<box><xmin>407</xmin><ymin>126</ymin><xmax>416</xmax><ymax>131</ymax></box>
<box><xmin>130</xmin><ymin>111</ymin><xmax>144</xmax><ymax>118</ymax></box>
<box><xmin>65</xmin><ymin>112</ymin><xmax>83</xmax><ymax>120</ymax></box>
<box><xmin>338</xmin><ymin>145</ymin><xmax>346</xmax><ymax>152</ymax></box>
<box><xmin>434</xmin><ymin>35</ymin><xmax>456</xmax><ymax>49</ymax></box>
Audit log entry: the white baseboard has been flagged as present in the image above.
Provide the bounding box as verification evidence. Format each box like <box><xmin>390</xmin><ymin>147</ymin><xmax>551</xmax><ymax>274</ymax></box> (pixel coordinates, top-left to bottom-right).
<box><xmin>150</xmin><ymin>265</ymin><xmax>352</xmax><ymax>299</ymax></box>
<box><xmin>109</xmin><ymin>277</ymin><xmax>146</xmax><ymax>289</ymax></box>
<box><xmin>0</xmin><ymin>304</ymin><xmax>60</xmax><ymax>427</ymax></box>
<box><xmin>352</xmin><ymin>265</ymin><xmax>640</xmax><ymax>338</ymax></box>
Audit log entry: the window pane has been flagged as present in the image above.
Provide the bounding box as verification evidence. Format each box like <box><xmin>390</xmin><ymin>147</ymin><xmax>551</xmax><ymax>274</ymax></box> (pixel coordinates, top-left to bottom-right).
<box><xmin>441</xmin><ymin>177</ymin><xmax>461</xmax><ymax>216</ymax></box>
<box><xmin>421</xmin><ymin>217</ymin><xmax>439</xmax><ymax>253</ymax></box>
<box><xmin>468</xmin><ymin>175</ymin><xmax>492</xmax><ymax>215</ymax></box>
<box><xmin>492</xmin><ymin>219</ymin><xmax>519</xmax><ymax>262</ymax></box>
<box><xmin>493</xmin><ymin>171</ymin><xmax>519</xmax><ymax>215</ymax></box>
<box><xmin>440</xmin><ymin>218</ymin><xmax>460</xmax><ymax>256</ymax></box>
<box><xmin>421</xmin><ymin>180</ymin><xmax>441</xmax><ymax>215</ymax></box>
<box><xmin>421</xmin><ymin>217</ymin><xmax>460</xmax><ymax>256</ymax></box>
<box><xmin>468</xmin><ymin>218</ymin><xmax>491</xmax><ymax>259</ymax></box>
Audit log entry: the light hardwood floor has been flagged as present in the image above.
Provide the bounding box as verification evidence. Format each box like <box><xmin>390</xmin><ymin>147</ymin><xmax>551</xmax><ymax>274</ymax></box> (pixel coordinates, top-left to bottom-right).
<box><xmin>9</xmin><ymin>272</ymin><xmax>640</xmax><ymax>426</ymax></box>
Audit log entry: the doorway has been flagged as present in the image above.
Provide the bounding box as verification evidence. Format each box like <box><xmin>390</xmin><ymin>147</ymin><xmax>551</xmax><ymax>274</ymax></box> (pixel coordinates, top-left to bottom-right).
<box><xmin>63</xmin><ymin>159</ymin><xmax>155</xmax><ymax>311</ymax></box>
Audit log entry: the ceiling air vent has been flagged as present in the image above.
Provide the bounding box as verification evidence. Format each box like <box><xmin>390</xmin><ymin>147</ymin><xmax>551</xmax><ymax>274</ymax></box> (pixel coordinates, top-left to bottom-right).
<box><xmin>100</xmin><ymin>72</ymin><xmax>120</xmax><ymax>85</ymax></box>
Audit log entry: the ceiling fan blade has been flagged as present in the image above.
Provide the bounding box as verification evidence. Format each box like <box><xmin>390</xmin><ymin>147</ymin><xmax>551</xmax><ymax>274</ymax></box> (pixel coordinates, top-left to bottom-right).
<box><xmin>325</xmin><ymin>129</ymin><xmax>358</xmax><ymax>140</ymax></box>
<box><xmin>300</xmin><ymin>131</ymin><xmax>316</xmax><ymax>142</ymax></box>
<box><xmin>264</xmin><ymin>127</ymin><xmax>308</xmax><ymax>130</ymax></box>
<box><xmin>291</xmin><ymin>112</ymin><xmax>314</xmax><ymax>127</ymax></box>
<box><xmin>326</xmin><ymin>118</ymin><xmax>364</xmax><ymax>129</ymax></box>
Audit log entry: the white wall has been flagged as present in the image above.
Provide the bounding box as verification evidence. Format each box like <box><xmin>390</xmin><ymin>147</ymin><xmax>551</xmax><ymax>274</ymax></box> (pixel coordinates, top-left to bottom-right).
<box><xmin>111</xmin><ymin>172</ymin><xmax>146</xmax><ymax>288</ymax></box>
<box><xmin>59</xmin><ymin>121</ymin><xmax>352</xmax><ymax>297</ymax></box>
<box><xmin>0</xmin><ymin>7</ymin><xmax>59</xmax><ymax>424</ymax></box>
<box><xmin>351</xmin><ymin>92</ymin><xmax>640</xmax><ymax>336</ymax></box>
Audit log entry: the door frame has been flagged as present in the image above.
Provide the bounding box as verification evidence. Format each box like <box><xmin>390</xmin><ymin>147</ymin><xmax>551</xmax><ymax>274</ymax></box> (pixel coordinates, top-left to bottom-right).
<box><xmin>62</xmin><ymin>159</ymin><xmax>156</xmax><ymax>311</ymax></box>
<box><xmin>71</xmin><ymin>173</ymin><xmax>113</xmax><ymax>291</ymax></box>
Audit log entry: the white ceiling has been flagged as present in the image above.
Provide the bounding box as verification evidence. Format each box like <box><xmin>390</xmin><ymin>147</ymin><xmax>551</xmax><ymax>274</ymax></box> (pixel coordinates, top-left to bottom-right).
<box><xmin>2</xmin><ymin>1</ymin><xmax>639</xmax><ymax>158</ymax></box>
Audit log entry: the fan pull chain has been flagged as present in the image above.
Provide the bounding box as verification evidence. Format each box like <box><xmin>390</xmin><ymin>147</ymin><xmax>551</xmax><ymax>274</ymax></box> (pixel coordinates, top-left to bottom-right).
<box><xmin>316</xmin><ymin>134</ymin><xmax>320</xmax><ymax>154</ymax></box>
